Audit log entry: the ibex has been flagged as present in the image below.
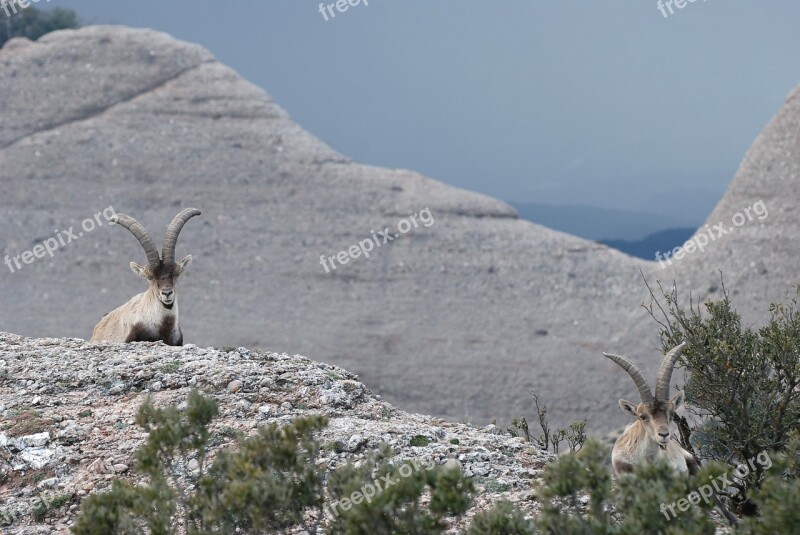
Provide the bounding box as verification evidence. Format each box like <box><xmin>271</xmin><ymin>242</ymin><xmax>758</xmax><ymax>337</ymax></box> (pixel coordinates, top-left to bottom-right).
<box><xmin>603</xmin><ymin>342</ymin><xmax>696</xmax><ymax>475</ymax></box>
<box><xmin>604</xmin><ymin>342</ymin><xmax>739</xmax><ymax>525</ymax></box>
<box><xmin>91</xmin><ymin>208</ymin><xmax>201</xmax><ymax>346</ymax></box>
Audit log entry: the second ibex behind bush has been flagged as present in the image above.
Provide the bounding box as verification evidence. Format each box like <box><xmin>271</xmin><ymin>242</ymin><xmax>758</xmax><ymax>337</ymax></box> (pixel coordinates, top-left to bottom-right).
<box><xmin>603</xmin><ymin>342</ymin><xmax>696</xmax><ymax>475</ymax></box>
<box><xmin>603</xmin><ymin>342</ymin><xmax>740</xmax><ymax>525</ymax></box>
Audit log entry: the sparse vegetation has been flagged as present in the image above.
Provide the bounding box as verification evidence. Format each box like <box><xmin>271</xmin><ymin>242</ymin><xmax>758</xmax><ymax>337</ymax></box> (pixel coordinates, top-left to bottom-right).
<box><xmin>31</xmin><ymin>492</ymin><xmax>72</xmax><ymax>522</ymax></box>
<box><xmin>528</xmin><ymin>433</ymin><xmax>800</xmax><ymax>534</ymax></box>
<box><xmin>326</xmin><ymin>445</ymin><xmax>474</xmax><ymax>535</ymax></box>
<box><xmin>410</xmin><ymin>434</ymin><xmax>431</xmax><ymax>447</ymax></box>
<box><xmin>644</xmin><ymin>278</ymin><xmax>800</xmax><ymax>515</ymax></box>
<box><xmin>31</xmin><ymin>501</ymin><xmax>48</xmax><ymax>522</ymax></box>
<box><xmin>508</xmin><ymin>393</ymin><xmax>587</xmax><ymax>454</ymax></box>
<box><xmin>467</xmin><ymin>500</ymin><xmax>535</xmax><ymax>535</ymax></box>
<box><xmin>475</xmin><ymin>477</ymin><xmax>511</xmax><ymax>493</ymax></box>
<box><xmin>49</xmin><ymin>494</ymin><xmax>72</xmax><ymax>509</ymax></box>
<box><xmin>160</xmin><ymin>361</ymin><xmax>181</xmax><ymax>374</ymax></box>
<box><xmin>0</xmin><ymin>5</ymin><xmax>79</xmax><ymax>47</ymax></box>
<box><xmin>72</xmin><ymin>391</ymin><xmax>478</xmax><ymax>535</ymax></box>
<box><xmin>533</xmin><ymin>439</ymin><xmax>719</xmax><ymax>534</ymax></box>
<box><xmin>3</xmin><ymin>408</ymin><xmax>48</xmax><ymax>437</ymax></box>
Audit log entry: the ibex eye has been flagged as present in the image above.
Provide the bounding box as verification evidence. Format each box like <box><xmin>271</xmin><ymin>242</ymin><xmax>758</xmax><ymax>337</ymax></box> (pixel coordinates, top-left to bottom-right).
<box><xmin>639</xmin><ymin>415</ymin><xmax>647</xmax><ymax>420</ymax></box>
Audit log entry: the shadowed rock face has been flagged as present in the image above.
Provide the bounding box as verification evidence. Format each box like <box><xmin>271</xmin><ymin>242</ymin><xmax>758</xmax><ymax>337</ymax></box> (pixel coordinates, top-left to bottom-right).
<box><xmin>0</xmin><ymin>26</ymin><xmax>797</xmax><ymax>433</ymax></box>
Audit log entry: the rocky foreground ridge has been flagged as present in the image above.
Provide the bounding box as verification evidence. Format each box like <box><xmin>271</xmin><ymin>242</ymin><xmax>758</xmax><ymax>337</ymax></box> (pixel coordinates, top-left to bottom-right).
<box><xmin>0</xmin><ymin>333</ymin><xmax>554</xmax><ymax>534</ymax></box>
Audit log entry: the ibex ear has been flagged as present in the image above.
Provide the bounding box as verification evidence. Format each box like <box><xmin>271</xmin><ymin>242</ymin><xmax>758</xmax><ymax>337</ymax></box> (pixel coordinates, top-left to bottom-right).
<box><xmin>130</xmin><ymin>262</ymin><xmax>148</xmax><ymax>279</ymax></box>
<box><xmin>670</xmin><ymin>390</ymin><xmax>685</xmax><ymax>410</ymax></box>
<box><xmin>619</xmin><ymin>399</ymin><xmax>638</xmax><ymax>416</ymax></box>
<box><xmin>178</xmin><ymin>255</ymin><xmax>193</xmax><ymax>271</ymax></box>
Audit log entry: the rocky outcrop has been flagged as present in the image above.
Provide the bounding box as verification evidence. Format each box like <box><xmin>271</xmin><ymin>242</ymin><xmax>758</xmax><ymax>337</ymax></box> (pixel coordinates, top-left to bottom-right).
<box><xmin>0</xmin><ymin>333</ymin><xmax>553</xmax><ymax>533</ymax></box>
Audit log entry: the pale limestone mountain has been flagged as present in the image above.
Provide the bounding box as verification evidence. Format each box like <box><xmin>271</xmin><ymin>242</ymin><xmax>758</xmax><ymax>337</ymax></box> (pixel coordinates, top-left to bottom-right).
<box><xmin>0</xmin><ymin>26</ymin><xmax>797</xmax><ymax>435</ymax></box>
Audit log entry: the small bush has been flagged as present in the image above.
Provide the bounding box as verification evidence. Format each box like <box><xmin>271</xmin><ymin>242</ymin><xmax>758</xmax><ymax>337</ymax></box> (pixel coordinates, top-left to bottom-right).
<box><xmin>508</xmin><ymin>392</ymin><xmax>586</xmax><ymax>454</ymax></box>
<box><xmin>467</xmin><ymin>500</ymin><xmax>535</xmax><ymax>535</ymax></box>
<box><xmin>0</xmin><ymin>6</ymin><xmax>79</xmax><ymax>47</ymax></box>
<box><xmin>474</xmin><ymin>477</ymin><xmax>511</xmax><ymax>493</ymax></box>
<box><xmin>645</xmin><ymin>279</ymin><xmax>800</xmax><ymax>513</ymax></box>
<box><xmin>326</xmin><ymin>446</ymin><xmax>474</xmax><ymax>534</ymax></box>
<box><xmin>159</xmin><ymin>361</ymin><xmax>181</xmax><ymax>374</ymax></box>
<box><xmin>740</xmin><ymin>431</ymin><xmax>800</xmax><ymax>534</ymax></box>
<box><xmin>410</xmin><ymin>435</ymin><xmax>431</xmax><ymax>447</ymax></box>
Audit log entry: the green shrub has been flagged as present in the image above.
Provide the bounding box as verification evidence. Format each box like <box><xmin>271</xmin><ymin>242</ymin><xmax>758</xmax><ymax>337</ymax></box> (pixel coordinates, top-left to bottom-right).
<box><xmin>325</xmin><ymin>445</ymin><xmax>474</xmax><ymax>534</ymax></box>
<box><xmin>740</xmin><ymin>431</ymin><xmax>800</xmax><ymax>534</ymax></box>
<box><xmin>71</xmin><ymin>390</ymin><xmax>328</xmax><ymax>535</ymax></box>
<box><xmin>645</xmin><ymin>279</ymin><xmax>800</xmax><ymax>513</ymax></box>
<box><xmin>534</xmin><ymin>439</ymin><xmax>717</xmax><ymax>534</ymax></box>
<box><xmin>193</xmin><ymin>415</ymin><xmax>327</xmax><ymax>532</ymax></box>
<box><xmin>529</xmin><ymin>433</ymin><xmax>800</xmax><ymax>534</ymax></box>
<box><xmin>410</xmin><ymin>435</ymin><xmax>431</xmax><ymax>447</ymax></box>
<box><xmin>72</xmin><ymin>391</ymin><xmax>478</xmax><ymax>534</ymax></box>
<box><xmin>0</xmin><ymin>5</ymin><xmax>79</xmax><ymax>47</ymax></box>
<box><xmin>467</xmin><ymin>500</ymin><xmax>536</xmax><ymax>535</ymax></box>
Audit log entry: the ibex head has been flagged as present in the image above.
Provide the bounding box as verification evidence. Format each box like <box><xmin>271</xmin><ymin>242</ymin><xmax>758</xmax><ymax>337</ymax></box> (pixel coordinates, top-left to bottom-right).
<box><xmin>604</xmin><ymin>342</ymin><xmax>686</xmax><ymax>449</ymax></box>
<box><xmin>112</xmin><ymin>208</ymin><xmax>201</xmax><ymax>308</ymax></box>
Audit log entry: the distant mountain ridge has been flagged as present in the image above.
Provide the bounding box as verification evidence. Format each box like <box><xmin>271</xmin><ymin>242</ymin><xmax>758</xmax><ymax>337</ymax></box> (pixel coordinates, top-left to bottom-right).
<box><xmin>601</xmin><ymin>228</ymin><xmax>697</xmax><ymax>261</ymax></box>
<box><xmin>510</xmin><ymin>202</ymin><xmax>698</xmax><ymax>241</ymax></box>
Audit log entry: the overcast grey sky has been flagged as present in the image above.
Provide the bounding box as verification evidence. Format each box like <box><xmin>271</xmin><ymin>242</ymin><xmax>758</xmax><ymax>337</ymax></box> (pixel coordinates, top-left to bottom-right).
<box><xmin>54</xmin><ymin>0</ymin><xmax>800</xmax><ymax>222</ymax></box>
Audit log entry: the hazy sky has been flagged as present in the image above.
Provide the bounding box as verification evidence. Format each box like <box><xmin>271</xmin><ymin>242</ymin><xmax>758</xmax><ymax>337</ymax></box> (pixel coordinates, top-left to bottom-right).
<box><xmin>51</xmin><ymin>0</ymin><xmax>800</xmax><ymax>222</ymax></box>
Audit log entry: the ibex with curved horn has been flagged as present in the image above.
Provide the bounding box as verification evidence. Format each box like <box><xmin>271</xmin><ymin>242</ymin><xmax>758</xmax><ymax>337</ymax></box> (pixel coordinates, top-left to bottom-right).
<box><xmin>603</xmin><ymin>342</ymin><xmax>696</xmax><ymax>475</ymax></box>
<box><xmin>91</xmin><ymin>208</ymin><xmax>201</xmax><ymax>346</ymax></box>
<box><xmin>604</xmin><ymin>342</ymin><xmax>740</xmax><ymax>525</ymax></box>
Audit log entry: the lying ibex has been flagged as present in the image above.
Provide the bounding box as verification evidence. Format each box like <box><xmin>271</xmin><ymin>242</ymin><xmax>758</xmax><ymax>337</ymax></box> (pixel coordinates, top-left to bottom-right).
<box><xmin>91</xmin><ymin>208</ymin><xmax>201</xmax><ymax>346</ymax></box>
<box><xmin>604</xmin><ymin>342</ymin><xmax>739</xmax><ymax>525</ymax></box>
<box><xmin>603</xmin><ymin>342</ymin><xmax>696</xmax><ymax>475</ymax></box>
